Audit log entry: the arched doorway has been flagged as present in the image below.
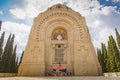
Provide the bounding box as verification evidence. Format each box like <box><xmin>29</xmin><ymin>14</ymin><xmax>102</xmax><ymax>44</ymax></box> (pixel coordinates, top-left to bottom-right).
<box><xmin>46</xmin><ymin>28</ymin><xmax>70</xmax><ymax>76</ymax></box>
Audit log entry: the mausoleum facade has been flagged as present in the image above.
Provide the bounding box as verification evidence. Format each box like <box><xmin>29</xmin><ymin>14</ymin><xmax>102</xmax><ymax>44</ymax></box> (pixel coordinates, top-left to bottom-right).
<box><xmin>18</xmin><ymin>4</ymin><xmax>102</xmax><ymax>76</ymax></box>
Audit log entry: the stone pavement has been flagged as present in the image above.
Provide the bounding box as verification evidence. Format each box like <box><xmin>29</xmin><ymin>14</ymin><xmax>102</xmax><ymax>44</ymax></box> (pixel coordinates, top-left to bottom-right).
<box><xmin>0</xmin><ymin>76</ymin><xmax>120</xmax><ymax>80</ymax></box>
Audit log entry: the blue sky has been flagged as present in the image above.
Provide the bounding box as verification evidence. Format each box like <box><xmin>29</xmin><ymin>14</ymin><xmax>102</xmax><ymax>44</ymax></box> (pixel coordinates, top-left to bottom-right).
<box><xmin>0</xmin><ymin>0</ymin><xmax>120</xmax><ymax>57</ymax></box>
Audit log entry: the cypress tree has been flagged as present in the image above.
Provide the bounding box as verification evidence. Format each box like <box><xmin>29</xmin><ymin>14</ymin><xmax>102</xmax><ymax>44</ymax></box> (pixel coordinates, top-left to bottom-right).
<box><xmin>19</xmin><ymin>51</ymin><xmax>24</xmax><ymax>66</ymax></box>
<box><xmin>5</xmin><ymin>34</ymin><xmax>15</xmax><ymax>72</ymax></box>
<box><xmin>101</xmin><ymin>43</ymin><xmax>108</xmax><ymax>72</ymax></box>
<box><xmin>97</xmin><ymin>48</ymin><xmax>104</xmax><ymax>72</ymax></box>
<box><xmin>115</xmin><ymin>28</ymin><xmax>120</xmax><ymax>49</ymax></box>
<box><xmin>110</xmin><ymin>35</ymin><xmax>120</xmax><ymax>71</ymax></box>
<box><xmin>1</xmin><ymin>34</ymin><xmax>12</xmax><ymax>72</ymax></box>
<box><xmin>15</xmin><ymin>57</ymin><xmax>18</xmax><ymax>73</ymax></box>
<box><xmin>107</xmin><ymin>35</ymin><xmax>119</xmax><ymax>72</ymax></box>
<box><xmin>0</xmin><ymin>33</ymin><xmax>18</xmax><ymax>73</ymax></box>
<box><xmin>0</xmin><ymin>32</ymin><xmax>5</xmax><ymax>71</ymax></box>
<box><xmin>10</xmin><ymin>45</ymin><xmax>17</xmax><ymax>73</ymax></box>
<box><xmin>0</xmin><ymin>32</ymin><xmax>5</xmax><ymax>57</ymax></box>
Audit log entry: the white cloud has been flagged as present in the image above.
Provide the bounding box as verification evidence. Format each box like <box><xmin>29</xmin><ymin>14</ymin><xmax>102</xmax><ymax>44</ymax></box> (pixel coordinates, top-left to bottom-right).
<box><xmin>10</xmin><ymin>8</ymin><xmax>26</xmax><ymax>19</ymax></box>
<box><xmin>2</xmin><ymin>21</ymin><xmax>30</xmax><ymax>33</ymax></box>
<box><xmin>9</xmin><ymin>0</ymin><xmax>50</xmax><ymax>20</ymax></box>
<box><xmin>93</xmin><ymin>20</ymin><xmax>101</xmax><ymax>28</ymax></box>
<box><xmin>112</xmin><ymin>0</ymin><xmax>120</xmax><ymax>3</ymax></box>
<box><xmin>0</xmin><ymin>10</ymin><xmax>3</xmax><ymax>15</ymax></box>
<box><xmin>83</xmin><ymin>4</ymin><xmax>117</xmax><ymax>16</ymax></box>
<box><xmin>93</xmin><ymin>27</ymin><xmax>115</xmax><ymax>48</ymax></box>
<box><xmin>9</xmin><ymin>0</ymin><xmax>119</xmax><ymax>19</ymax></box>
<box><xmin>100</xmin><ymin>6</ymin><xmax>117</xmax><ymax>15</ymax></box>
<box><xmin>1</xmin><ymin>21</ymin><xmax>30</xmax><ymax>57</ymax></box>
<box><xmin>7</xmin><ymin>0</ymin><xmax>120</xmax><ymax>56</ymax></box>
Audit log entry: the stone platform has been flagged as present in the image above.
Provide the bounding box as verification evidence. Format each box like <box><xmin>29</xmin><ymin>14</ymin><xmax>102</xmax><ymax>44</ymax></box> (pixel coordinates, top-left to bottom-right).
<box><xmin>0</xmin><ymin>76</ymin><xmax>120</xmax><ymax>80</ymax></box>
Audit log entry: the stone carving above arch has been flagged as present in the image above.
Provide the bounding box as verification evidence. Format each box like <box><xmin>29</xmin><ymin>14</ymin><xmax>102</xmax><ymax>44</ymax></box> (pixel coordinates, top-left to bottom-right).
<box><xmin>37</xmin><ymin>12</ymin><xmax>81</xmax><ymax>29</ymax></box>
<box><xmin>35</xmin><ymin>4</ymin><xmax>84</xmax><ymax>41</ymax></box>
<box><xmin>47</xmin><ymin>4</ymin><xmax>71</xmax><ymax>10</ymax></box>
<box><xmin>37</xmin><ymin>4</ymin><xmax>82</xmax><ymax>29</ymax></box>
<box><xmin>36</xmin><ymin>19</ymin><xmax>73</xmax><ymax>41</ymax></box>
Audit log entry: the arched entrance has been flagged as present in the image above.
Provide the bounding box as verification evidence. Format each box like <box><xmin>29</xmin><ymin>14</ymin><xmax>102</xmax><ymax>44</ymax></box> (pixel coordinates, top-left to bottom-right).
<box><xmin>45</xmin><ymin>28</ymin><xmax>73</xmax><ymax>76</ymax></box>
<box><xmin>50</xmin><ymin>28</ymin><xmax>67</xmax><ymax>76</ymax></box>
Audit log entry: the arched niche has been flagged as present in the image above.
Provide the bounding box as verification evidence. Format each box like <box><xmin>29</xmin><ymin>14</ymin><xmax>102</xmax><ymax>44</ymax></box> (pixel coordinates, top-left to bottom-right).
<box><xmin>51</xmin><ymin>28</ymin><xmax>67</xmax><ymax>41</ymax></box>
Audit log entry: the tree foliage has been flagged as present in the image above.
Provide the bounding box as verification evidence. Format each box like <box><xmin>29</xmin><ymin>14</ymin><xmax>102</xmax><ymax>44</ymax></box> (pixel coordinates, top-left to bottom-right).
<box><xmin>97</xmin><ymin>35</ymin><xmax>120</xmax><ymax>72</ymax></box>
<box><xmin>101</xmin><ymin>43</ymin><xmax>108</xmax><ymax>72</ymax></box>
<box><xmin>107</xmin><ymin>36</ymin><xmax>118</xmax><ymax>72</ymax></box>
<box><xmin>0</xmin><ymin>33</ymin><xmax>19</xmax><ymax>73</ymax></box>
<box><xmin>0</xmin><ymin>32</ymin><xmax>5</xmax><ymax>59</ymax></box>
<box><xmin>19</xmin><ymin>51</ymin><xmax>24</xmax><ymax>66</ymax></box>
<box><xmin>97</xmin><ymin>48</ymin><xmax>104</xmax><ymax>72</ymax></box>
<box><xmin>115</xmin><ymin>28</ymin><xmax>120</xmax><ymax>49</ymax></box>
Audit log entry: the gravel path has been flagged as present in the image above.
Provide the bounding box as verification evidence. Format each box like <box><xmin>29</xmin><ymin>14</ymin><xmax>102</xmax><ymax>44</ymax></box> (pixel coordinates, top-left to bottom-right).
<box><xmin>0</xmin><ymin>76</ymin><xmax>120</xmax><ymax>80</ymax></box>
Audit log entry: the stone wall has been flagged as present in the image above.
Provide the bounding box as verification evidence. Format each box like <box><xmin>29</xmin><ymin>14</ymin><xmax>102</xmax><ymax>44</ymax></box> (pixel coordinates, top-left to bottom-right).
<box><xmin>0</xmin><ymin>73</ymin><xmax>17</xmax><ymax>77</ymax></box>
<box><xmin>104</xmin><ymin>72</ymin><xmax>120</xmax><ymax>77</ymax></box>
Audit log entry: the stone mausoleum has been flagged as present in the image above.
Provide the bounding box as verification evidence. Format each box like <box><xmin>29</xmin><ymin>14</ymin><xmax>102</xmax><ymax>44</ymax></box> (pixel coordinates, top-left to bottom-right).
<box><xmin>18</xmin><ymin>4</ymin><xmax>102</xmax><ymax>76</ymax></box>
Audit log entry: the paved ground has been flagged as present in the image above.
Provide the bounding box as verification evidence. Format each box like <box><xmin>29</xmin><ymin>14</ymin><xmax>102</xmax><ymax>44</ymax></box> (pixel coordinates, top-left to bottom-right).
<box><xmin>0</xmin><ymin>76</ymin><xmax>120</xmax><ymax>80</ymax></box>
